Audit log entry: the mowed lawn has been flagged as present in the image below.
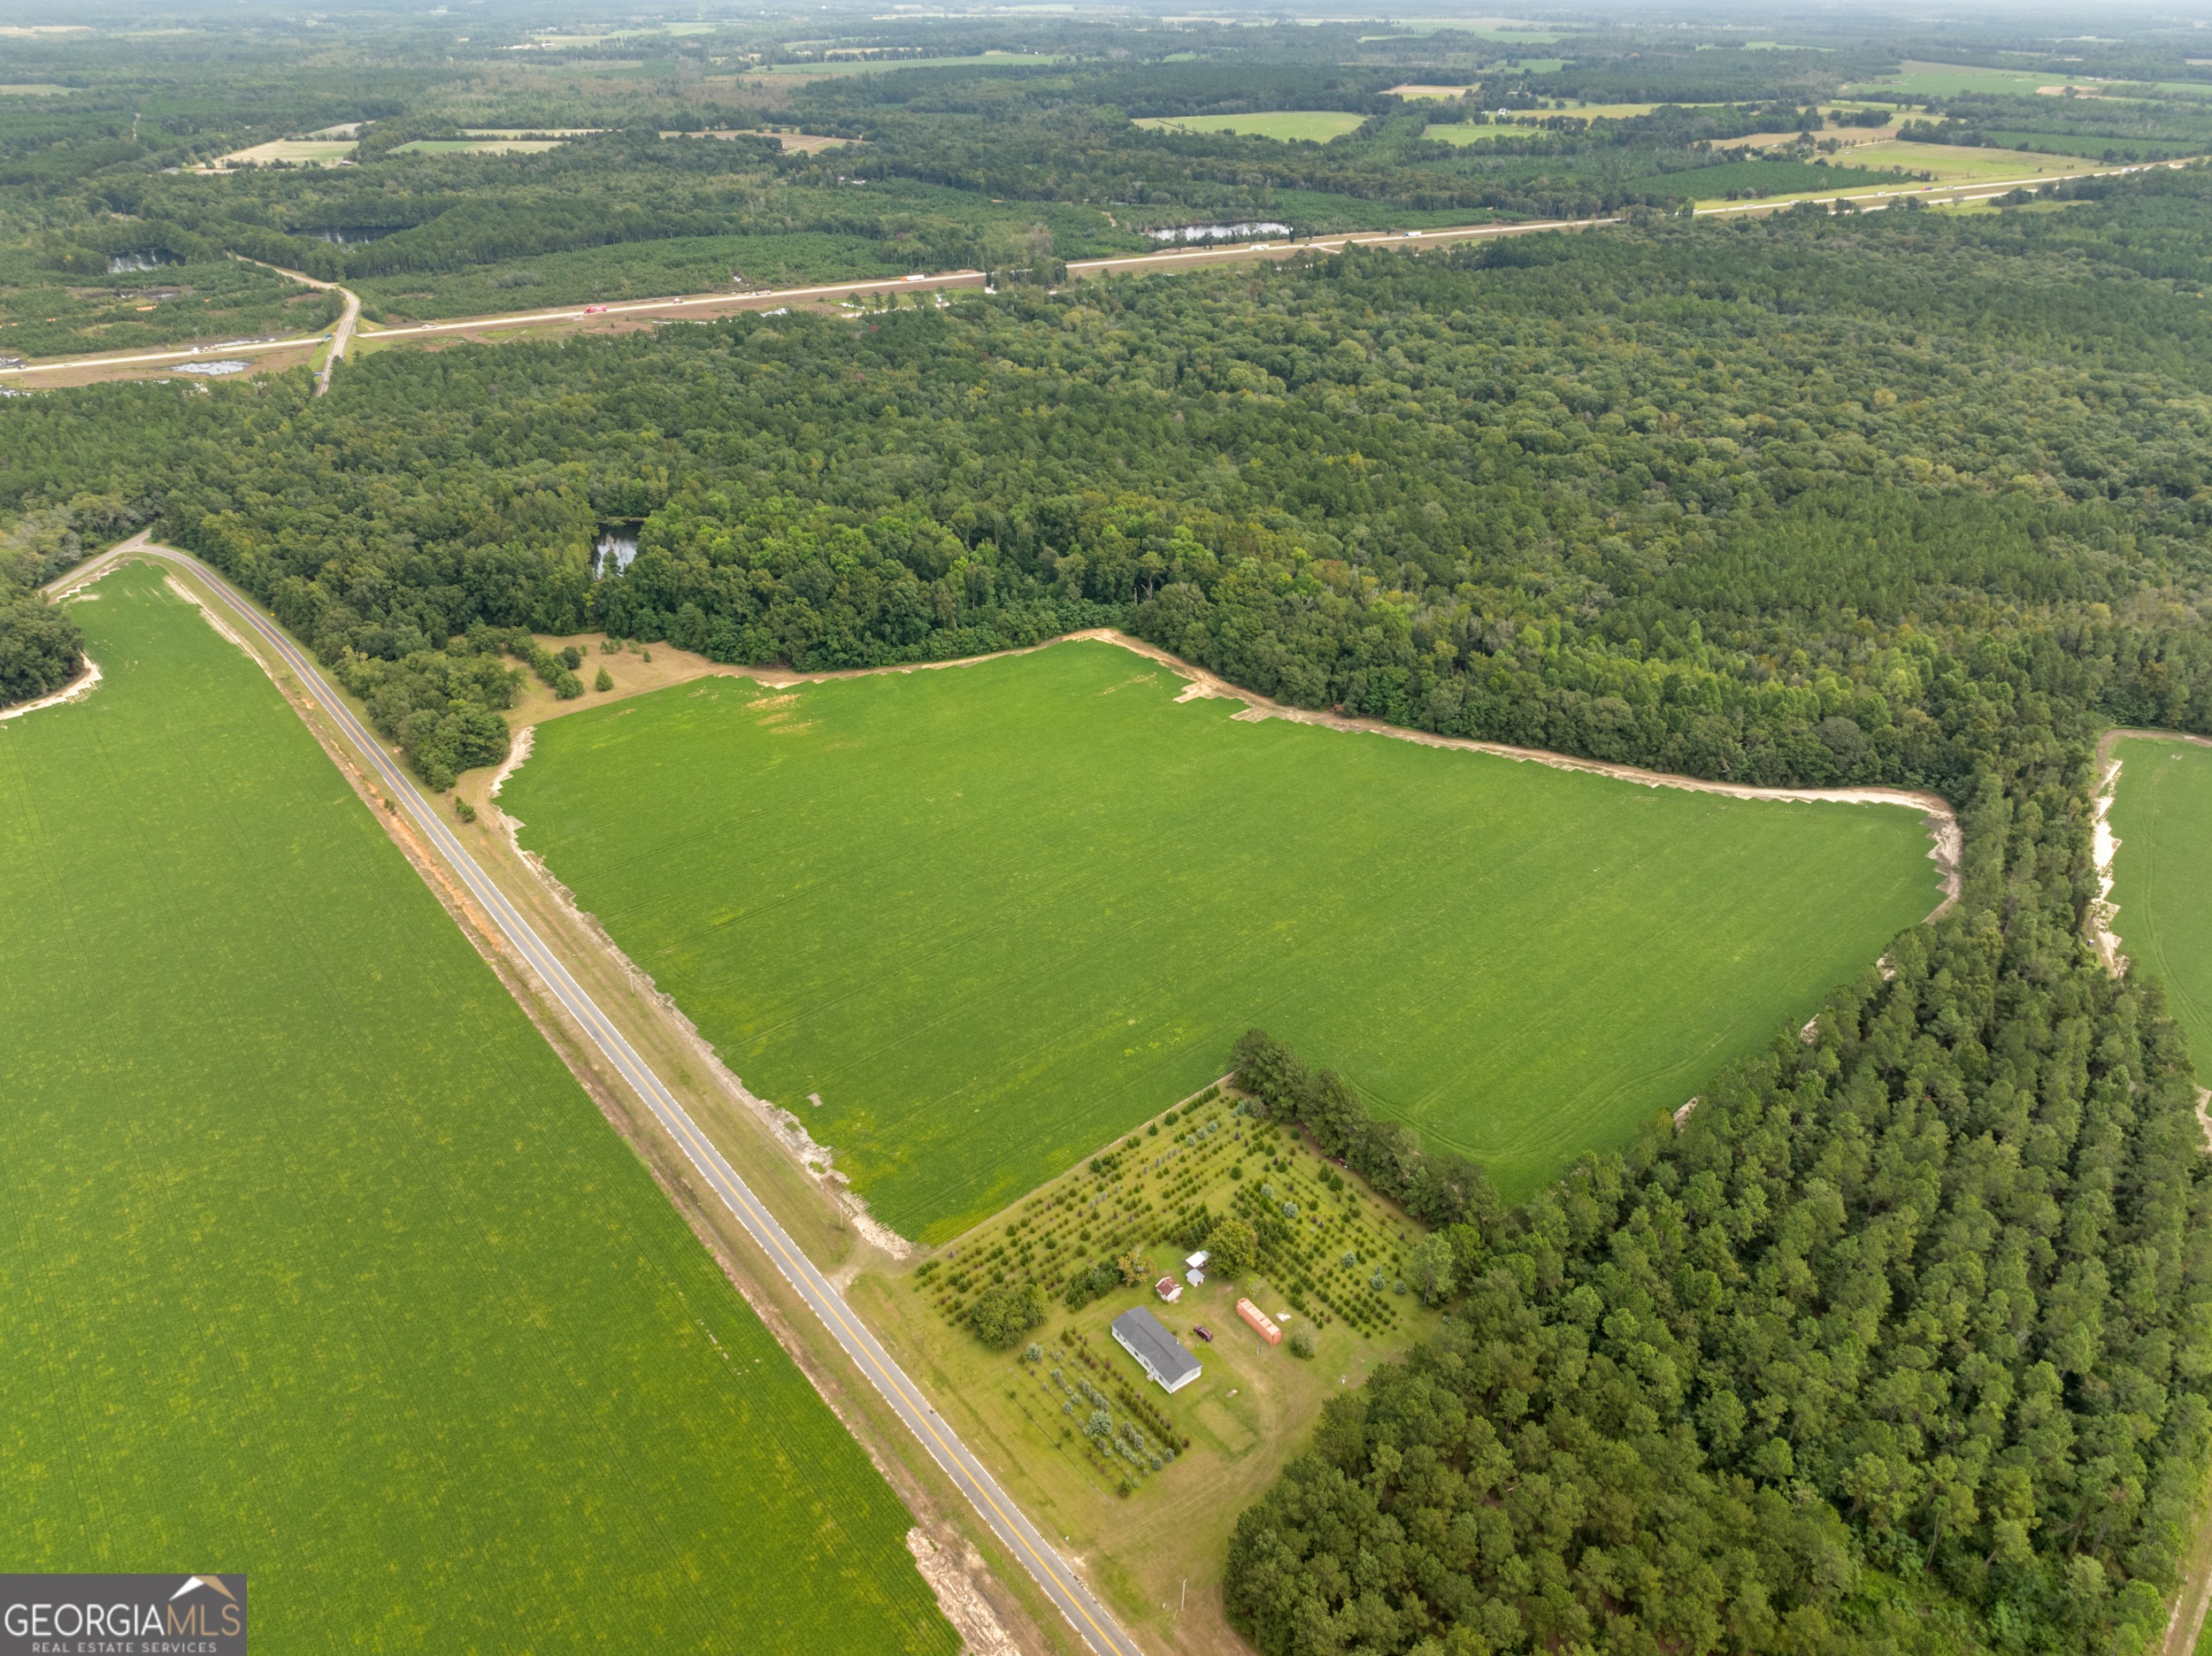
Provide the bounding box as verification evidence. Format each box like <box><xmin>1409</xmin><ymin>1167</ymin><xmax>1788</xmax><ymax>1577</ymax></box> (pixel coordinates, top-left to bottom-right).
<box><xmin>0</xmin><ymin>565</ymin><xmax>953</xmax><ymax>1655</ymax></box>
<box><xmin>508</xmin><ymin>641</ymin><xmax>1942</xmax><ymax>1242</ymax></box>
<box><xmin>2108</xmin><ymin>739</ymin><xmax>2212</xmax><ymax>1066</ymax></box>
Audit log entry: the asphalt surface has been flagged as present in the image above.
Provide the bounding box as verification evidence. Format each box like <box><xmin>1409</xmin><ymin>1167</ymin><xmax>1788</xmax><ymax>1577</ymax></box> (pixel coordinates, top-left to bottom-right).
<box><xmin>53</xmin><ymin>538</ymin><xmax>1147</xmax><ymax>1656</ymax></box>
<box><xmin>3</xmin><ymin>157</ymin><xmax>2191</xmax><ymax>384</ymax></box>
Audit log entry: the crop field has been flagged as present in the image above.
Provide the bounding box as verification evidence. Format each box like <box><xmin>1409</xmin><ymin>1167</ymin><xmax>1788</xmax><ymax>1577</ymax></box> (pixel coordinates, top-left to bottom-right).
<box><xmin>1851</xmin><ymin>140</ymin><xmax>2101</xmax><ymax>182</ymax></box>
<box><xmin>0</xmin><ymin>565</ymin><xmax>954</xmax><ymax>1655</ymax></box>
<box><xmin>505</xmin><ymin>641</ymin><xmax>1942</xmax><ymax>1242</ymax></box>
<box><xmin>1680</xmin><ymin>156</ymin><xmax>1932</xmax><ymax>201</ymax></box>
<box><xmin>1987</xmin><ymin>130</ymin><xmax>2208</xmax><ymax>159</ymax></box>
<box><xmin>1847</xmin><ymin>60</ymin><xmax>2212</xmax><ymax>102</ymax></box>
<box><xmin>396</xmin><ymin>137</ymin><xmax>567</xmax><ymax>155</ymax></box>
<box><xmin>1133</xmin><ymin>111</ymin><xmax>1370</xmax><ymax>142</ymax></box>
<box><xmin>2108</xmin><ymin>739</ymin><xmax>2212</xmax><ymax>1069</ymax></box>
<box><xmin>209</xmin><ymin>137</ymin><xmax>358</xmax><ymax>167</ymax></box>
<box><xmin>753</xmin><ymin>52</ymin><xmax>1070</xmax><ymax>74</ymax></box>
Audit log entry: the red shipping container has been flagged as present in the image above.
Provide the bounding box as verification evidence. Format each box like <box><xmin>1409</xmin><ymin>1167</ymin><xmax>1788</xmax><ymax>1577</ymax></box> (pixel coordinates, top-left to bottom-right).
<box><xmin>1237</xmin><ymin>1299</ymin><xmax>1282</xmax><ymax>1346</ymax></box>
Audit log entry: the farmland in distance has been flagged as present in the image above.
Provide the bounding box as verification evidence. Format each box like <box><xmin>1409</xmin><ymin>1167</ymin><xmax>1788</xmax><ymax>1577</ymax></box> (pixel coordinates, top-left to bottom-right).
<box><xmin>0</xmin><ymin>565</ymin><xmax>954</xmax><ymax>1655</ymax></box>
<box><xmin>505</xmin><ymin>640</ymin><xmax>1942</xmax><ymax>1242</ymax></box>
<box><xmin>2107</xmin><ymin>738</ymin><xmax>2212</xmax><ymax>1064</ymax></box>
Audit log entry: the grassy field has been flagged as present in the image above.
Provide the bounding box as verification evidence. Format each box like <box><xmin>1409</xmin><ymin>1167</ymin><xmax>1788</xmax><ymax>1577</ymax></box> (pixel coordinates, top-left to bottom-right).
<box><xmin>1988</xmin><ymin>130</ymin><xmax>2208</xmax><ymax>159</ymax></box>
<box><xmin>753</xmin><ymin>52</ymin><xmax>1069</xmax><ymax>75</ymax></box>
<box><xmin>1847</xmin><ymin>59</ymin><xmax>2212</xmax><ymax>102</ymax></box>
<box><xmin>396</xmin><ymin>137</ymin><xmax>567</xmax><ymax>155</ymax></box>
<box><xmin>210</xmin><ymin>137</ymin><xmax>358</xmax><ymax>166</ymax></box>
<box><xmin>1851</xmin><ymin>139</ymin><xmax>2101</xmax><ymax>182</ymax></box>
<box><xmin>0</xmin><ymin>564</ymin><xmax>955</xmax><ymax>1655</ymax></box>
<box><xmin>1133</xmin><ymin>111</ymin><xmax>1369</xmax><ymax>142</ymax></box>
<box><xmin>2108</xmin><ymin>739</ymin><xmax>2212</xmax><ymax>1071</ymax></box>
<box><xmin>504</xmin><ymin>640</ymin><xmax>1942</xmax><ymax>1243</ymax></box>
<box><xmin>859</xmin><ymin>1093</ymin><xmax>1444</xmax><ymax>1651</ymax></box>
<box><xmin>1681</xmin><ymin>156</ymin><xmax>1932</xmax><ymax>202</ymax></box>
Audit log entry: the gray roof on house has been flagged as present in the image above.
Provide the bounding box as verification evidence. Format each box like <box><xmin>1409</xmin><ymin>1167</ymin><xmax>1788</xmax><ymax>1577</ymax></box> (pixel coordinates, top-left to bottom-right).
<box><xmin>1111</xmin><ymin>1306</ymin><xmax>1201</xmax><ymax>1390</ymax></box>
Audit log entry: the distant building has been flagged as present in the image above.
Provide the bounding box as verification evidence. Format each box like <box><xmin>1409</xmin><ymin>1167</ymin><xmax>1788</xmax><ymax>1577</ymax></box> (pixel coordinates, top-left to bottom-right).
<box><xmin>1155</xmin><ymin>1275</ymin><xmax>1183</xmax><ymax>1304</ymax></box>
<box><xmin>1186</xmin><ymin>1268</ymin><xmax>1206</xmax><ymax>1286</ymax></box>
<box><xmin>1111</xmin><ymin>1307</ymin><xmax>1202</xmax><ymax>1393</ymax></box>
<box><xmin>1237</xmin><ymin>1299</ymin><xmax>1282</xmax><ymax>1346</ymax></box>
<box><xmin>1185</xmin><ymin>1249</ymin><xmax>1210</xmax><ymax>1269</ymax></box>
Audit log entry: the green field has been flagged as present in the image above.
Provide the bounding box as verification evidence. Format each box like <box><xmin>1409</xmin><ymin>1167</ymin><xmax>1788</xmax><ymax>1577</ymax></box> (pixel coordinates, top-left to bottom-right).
<box><xmin>396</xmin><ymin>137</ymin><xmax>567</xmax><ymax>155</ymax></box>
<box><xmin>2108</xmin><ymin>738</ymin><xmax>2212</xmax><ymax>1068</ymax></box>
<box><xmin>755</xmin><ymin>52</ymin><xmax>1070</xmax><ymax>74</ymax></box>
<box><xmin>0</xmin><ymin>564</ymin><xmax>955</xmax><ymax>1654</ymax></box>
<box><xmin>1133</xmin><ymin>111</ymin><xmax>1369</xmax><ymax>142</ymax></box>
<box><xmin>504</xmin><ymin>641</ymin><xmax>1942</xmax><ymax>1242</ymax></box>
<box><xmin>1847</xmin><ymin>59</ymin><xmax>2212</xmax><ymax>102</ymax></box>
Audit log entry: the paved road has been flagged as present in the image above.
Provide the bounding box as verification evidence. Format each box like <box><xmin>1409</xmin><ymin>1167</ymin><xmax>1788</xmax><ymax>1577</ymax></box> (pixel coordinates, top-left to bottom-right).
<box><xmin>53</xmin><ymin>537</ymin><xmax>1145</xmax><ymax>1656</ymax></box>
<box><xmin>2</xmin><ymin>157</ymin><xmax>2190</xmax><ymax>383</ymax></box>
<box><xmin>236</xmin><ymin>257</ymin><xmax>359</xmax><ymax>395</ymax></box>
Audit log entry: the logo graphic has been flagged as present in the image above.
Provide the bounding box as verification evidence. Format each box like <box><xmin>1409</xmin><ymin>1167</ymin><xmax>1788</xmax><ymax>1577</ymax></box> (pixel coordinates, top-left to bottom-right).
<box><xmin>172</xmin><ymin>1575</ymin><xmax>238</xmax><ymax>1604</ymax></box>
<box><xmin>2</xmin><ymin>1573</ymin><xmax>247</xmax><ymax>1652</ymax></box>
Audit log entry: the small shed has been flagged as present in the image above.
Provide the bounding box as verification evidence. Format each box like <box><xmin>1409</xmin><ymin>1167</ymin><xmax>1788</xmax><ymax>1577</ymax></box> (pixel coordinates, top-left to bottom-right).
<box><xmin>1112</xmin><ymin>1306</ymin><xmax>1202</xmax><ymax>1393</ymax></box>
<box><xmin>1185</xmin><ymin>1249</ymin><xmax>1210</xmax><ymax>1270</ymax></box>
<box><xmin>1186</xmin><ymin>1268</ymin><xmax>1206</xmax><ymax>1287</ymax></box>
<box><xmin>1155</xmin><ymin>1275</ymin><xmax>1183</xmax><ymax>1304</ymax></box>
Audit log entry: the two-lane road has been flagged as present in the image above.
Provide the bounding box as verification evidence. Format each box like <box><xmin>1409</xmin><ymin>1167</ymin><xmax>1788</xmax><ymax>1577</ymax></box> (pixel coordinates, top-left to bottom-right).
<box><xmin>53</xmin><ymin>537</ymin><xmax>1145</xmax><ymax>1656</ymax></box>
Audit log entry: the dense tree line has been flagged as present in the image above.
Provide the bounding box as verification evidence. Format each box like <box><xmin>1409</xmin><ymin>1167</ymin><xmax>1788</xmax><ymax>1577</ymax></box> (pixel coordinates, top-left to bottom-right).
<box><xmin>0</xmin><ymin>494</ymin><xmax>154</xmax><ymax>707</ymax></box>
<box><xmin>1233</xmin><ymin>1030</ymin><xmax>1501</xmax><ymax>1238</ymax></box>
<box><xmin>4</xmin><ymin>173</ymin><xmax>2211</xmax><ymax>781</ymax></box>
<box><xmin>1225</xmin><ymin>749</ymin><xmax>2212</xmax><ymax>1652</ymax></box>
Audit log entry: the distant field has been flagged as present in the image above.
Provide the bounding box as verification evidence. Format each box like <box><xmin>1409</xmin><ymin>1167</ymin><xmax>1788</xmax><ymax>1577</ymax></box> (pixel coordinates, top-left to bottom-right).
<box><xmin>2108</xmin><ymin>740</ymin><xmax>2212</xmax><ymax>1070</ymax></box>
<box><xmin>1683</xmin><ymin>156</ymin><xmax>1922</xmax><ymax>201</ymax></box>
<box><xmin>398</xmin><ymin>137</ymin><xmax>565</xmax><ymax>154</ymax></box>
<box><xmin>0</xmin><ymin>565</ymin><xmax>955</xmax><ymax>1654</ymax></box>
<box><xmin>753</xmin><ymin>52</ymin><xmax>1068</xmax><ymax>74</ymax></box>
<box><xmin>1848</xmin><ymin>59</ymin><xmax>2212</xmax><ymax>102</ymax></box>
<box><xmin>0</xmin><ymin>83</ymin><xmax>72</xmax><ymax>95</ymax></box>
<box><xmin>1134</xmin><ymin>111</ymin><xmax>1369</xmax><ymax>142</ymax></box>
<box><xmin>1421</xmin><ymin>105</ymin><xmax>1690</xmax><ymax>142</ymax></box>
<box><xmin>1857</xmin><ymin>140</ymin><xmax>2101</xmax><ymax>182</ymax></box>
<box><xmin>1986</xmin><ymin>130</ymin><xmax>2208</xmax><ymax>160</ymax></box>
<box><xmin>506</xmin><ymin>641</ymin><xmax>1941</xmax><ymax>1242</ymax></box>
<box><xmin>211</xmin><ymin>137</ymin><xmax>357</xmax><ymax>166</ymax></box>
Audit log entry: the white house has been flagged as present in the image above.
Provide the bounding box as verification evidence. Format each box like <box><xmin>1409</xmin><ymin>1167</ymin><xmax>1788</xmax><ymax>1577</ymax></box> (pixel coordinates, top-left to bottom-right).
<box><xmin>1111</xmin><ymin>1307</ymin><xmax>1202</xmax><ymax>1393</ymax></box>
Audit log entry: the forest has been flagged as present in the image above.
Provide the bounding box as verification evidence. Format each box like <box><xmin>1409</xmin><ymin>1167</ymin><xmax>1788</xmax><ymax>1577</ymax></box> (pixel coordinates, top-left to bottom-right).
<box><xmin>9</xmin><ymin>176</ymin><xmax>2208</xmax><ymax>789</ymax></box>
<box><xmin>4</xmin><ymin>10</ymin><xmax>2212</xmax><ymax>1650</ymax></box>
<box><xmin>1224</xmin><ymin>778</ymin><xmax>2210</xmax><ymax>1656</ymax></box>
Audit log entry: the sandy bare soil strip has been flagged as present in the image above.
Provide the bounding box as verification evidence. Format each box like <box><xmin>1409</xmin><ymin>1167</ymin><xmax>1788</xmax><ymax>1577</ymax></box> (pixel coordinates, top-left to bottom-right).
<box><xmin>0</xmin><ymin>655</ymin><xmax>101</xmax><ymax>723</ymax></box>
<box><xmin>2090</xmin><ymin>730</ymin><xmax>2212</xmax><ymax>985</ymax></box>
<box><xmin>906</xmin><ymin>1530</ymin><xmax>1019</xmax><ymax>1656</ymax></box>
<box><xmin>1063</xmin><ymin>630</ymin><xmax>1962</xmax><ymax>918</ymax></box>
<box><xmin>2092</xmin><ymin>758</ymin><xmax>2130</xmax><ymax>978</ymax></box>
<box><xmin>726</xmin><ymin>624</ymin><xmax>1965</xmax><ymax>904</ymax></box>
<box><xmin>488</xmin><ymin>730</ymin><xmax>915</xmax><ymax>1259</ymax></box>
